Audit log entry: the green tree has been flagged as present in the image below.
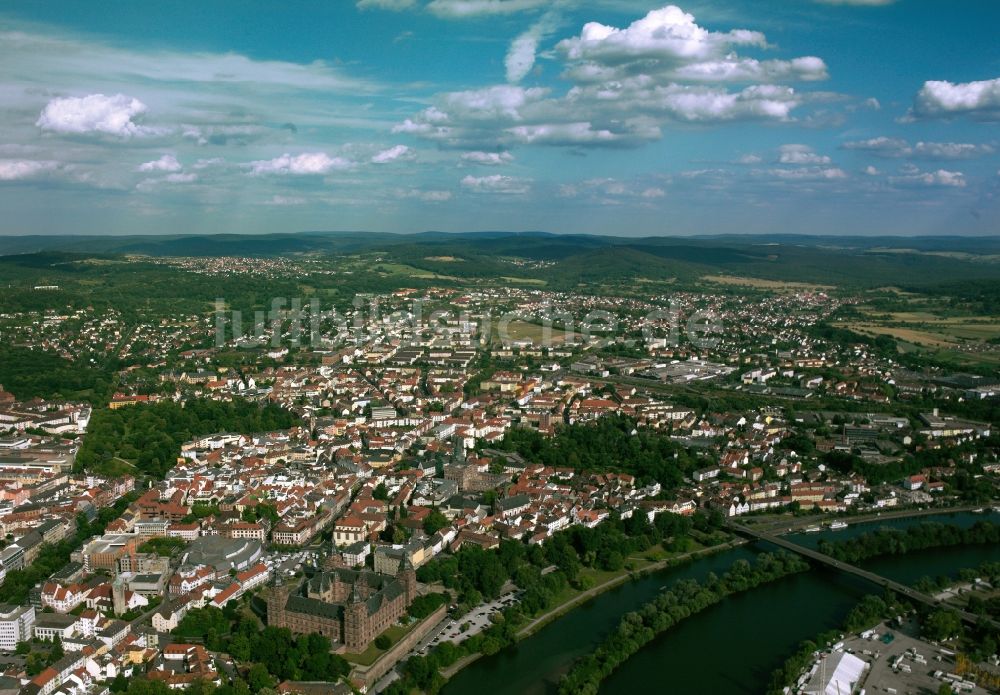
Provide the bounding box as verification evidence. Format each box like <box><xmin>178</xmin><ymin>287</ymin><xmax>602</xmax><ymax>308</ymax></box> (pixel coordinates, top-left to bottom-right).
<box><xmin>50</xmin><ymin>634</ymin><xmax>64</xmax><ymax>661</ymax></box>
<box><xmin>185</xmin><ymin>680</ymin><xmax>216</xmax><ymax>695</ymax></box>
<box><xmin>923</xmin><ymin>609</ymin><xmax>963</xmax><ymax>642</ymax></box>
<box><xmin>247</xmin><ymin>663</ymin><xmax>274</xmax><ymax>692</ymax></box>
<box><xmin>423</xmin><ymin>509</ymin><xmax>449</xmax><ymax>535</ymax></box>
<box><xmin>25</xmin><ymin>652</ymin><xmax>45</xmax><ymax>676</ymax></box>
<box><xmin>125</xmin><ymin>680</ymin><xmax>174</xmax><ymax>695</ymax></box>
<box><xmin>229</xmin><ymin>634</ymin><xmax>252</xmax><ymax>662</ymax></box>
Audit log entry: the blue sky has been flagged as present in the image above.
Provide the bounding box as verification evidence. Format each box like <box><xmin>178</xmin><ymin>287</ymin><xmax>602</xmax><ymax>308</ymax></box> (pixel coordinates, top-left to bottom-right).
<box><xmin>1</xmin><ymin>0</ymin><xmax>998</xmax><ymax>236</ymax></box>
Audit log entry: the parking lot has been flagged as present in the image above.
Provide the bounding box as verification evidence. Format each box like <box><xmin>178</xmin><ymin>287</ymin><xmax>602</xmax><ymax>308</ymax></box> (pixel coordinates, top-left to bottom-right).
<box><xmin>263</xmin><ymin>548</ymin><xmax>318</xmax><ymax>577</ymax></box>
<box><xmin>821</xmin><ymin>619</ymin><xmax>989</xmax><ymax>695</ymax></box>
<box><xmin>421</xmin><ymin>591</ymin><xmax>521</xmax><ymax>651</ymax></box>
<box><xmin>373</xmin><ymin>591</ymin><xmax>523</xmax><ymax>692</ymax></box>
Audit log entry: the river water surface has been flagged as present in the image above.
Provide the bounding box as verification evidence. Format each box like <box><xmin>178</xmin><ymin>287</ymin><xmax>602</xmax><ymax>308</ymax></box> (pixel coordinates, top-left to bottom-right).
<box><xmin>441</xmin><ymin>510</ymin><xmax>999</xmax><ymax>695</ymax></box>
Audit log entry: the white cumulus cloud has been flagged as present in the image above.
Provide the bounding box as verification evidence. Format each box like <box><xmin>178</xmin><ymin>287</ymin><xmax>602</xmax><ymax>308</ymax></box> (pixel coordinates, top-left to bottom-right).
<box><xmin>397</xmin><ymin>6</ymin><xmax>824</xmax><ymax>150</ymax></box>
<box><xmin>778</xmin><ymin>144</ymin><xmax>831</xmax><ymax>165</ymax></box>
<box><xmin>461</xmin><ymin>174</ymin><xmax>531</xmax><ymax>194</ymax></box>
<box><xmin>36</xmin><ymin>93</ymin><xmax>158</xmax><ymax>137</ymax></box>
<box><xmin>0</xmin><ymin>159</ymin><xmax>59</xmax><ymax>181</ymax></box>
<box><xmin>654</xmin><ymin>84</ymin><xmax>802</xmax><ymax>122</ymax></box>
<box><xmin>842</xmin><ymin>137</ymin><xmax>994</xmax><ymax>159</ymax></box>
<box><xmin>461</xmin><ymin>151</ymin><xmax>514</xmax><ymax>165</ymax></box>
<box><xmin>558</xmin><ymin>6</ymin><xmax>765</xmax><ymax>65</ymax></box>
<box><xmin>444</xmin><ymin>85</ymin><xmax>549</xmax><ymax>121</ymax></box>
<box><xmin>507</xmin><ymin>121</ymin><xmax>643</xmax><ymax>145</ymax></box>
<box><xmin>248</xmin><ymin>152</ymin><xmax>352</xmax><ymax>175</ymax></box>
<box><xmin>913</xmin><ymin>77</ymin><xmax>1000</xmax><ymax>119</ymax></box>
<box><xmin>913</xmin><ymin>141</ymin><xmax>994</xmax><ymax>159</ymax></box>
<box><xmin>890</xmin><ymin>168</ymin><xmax>966</xmax><ymax>188</ymax></box>
<box><xmin>137</xmin><ymin>154</ymin><xmax>182</xmax><ymax>172</ymax></box>
<box><xmin>554</xmin><ymin>5</ymin><xmax>826</xmax><ymax>86</ymax></box>
<box><xmin>672</xmin><ymin>56</ymin><xmax>827</xmax><ymax>83</ymax></box>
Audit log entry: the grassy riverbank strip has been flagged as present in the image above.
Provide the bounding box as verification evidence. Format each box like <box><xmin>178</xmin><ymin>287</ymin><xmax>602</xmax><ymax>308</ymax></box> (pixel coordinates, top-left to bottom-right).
<box><xmin>434</xmin><ymin>539</ymin><xmax>744</xmax><ymax>682</ymax></box>
<box><xmin>515</xmin><ymin>539</ymin><xmax>744</xmax><ymax>640</ymax></box>
<box><xmin>381</xmin><ymin>534</ymin><xmax>740</xmax><ymax>694</ymax></box>
<box><xmin>557</xmin><ymin>551</ymin><xmax>811</xmax><ymax>695</ymax></box>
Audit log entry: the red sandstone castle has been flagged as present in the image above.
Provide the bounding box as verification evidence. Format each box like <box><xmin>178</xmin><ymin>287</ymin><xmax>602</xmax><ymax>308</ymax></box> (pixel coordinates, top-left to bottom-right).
<box><xmin>266</xmin><ymin>561</ymin><xmax>416</xmax><ymax>652</ymax></box>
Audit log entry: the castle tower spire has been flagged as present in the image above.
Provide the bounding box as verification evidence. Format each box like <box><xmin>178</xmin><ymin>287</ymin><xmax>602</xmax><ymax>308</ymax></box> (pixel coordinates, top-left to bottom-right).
<box><xmin>397</xmin><ymin>554</ymin><xmax>417</xmax><ymax>605</ymax></box>
<box><xmin>349</xmin><ymin>579</ymin><xmax>364</xmax><ymax>604</ymax></box>
<box><xmin>266</xmin><ymin>573</ymin><xmax>291</xmax><ymax>628</ymax></box>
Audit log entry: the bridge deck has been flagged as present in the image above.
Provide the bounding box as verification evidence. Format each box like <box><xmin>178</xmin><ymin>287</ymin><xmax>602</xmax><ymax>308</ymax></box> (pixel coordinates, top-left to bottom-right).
<box><xmin>729</xmin><ymin>522</ymin><xmax>998</xmax><ymax>631</ymax></box>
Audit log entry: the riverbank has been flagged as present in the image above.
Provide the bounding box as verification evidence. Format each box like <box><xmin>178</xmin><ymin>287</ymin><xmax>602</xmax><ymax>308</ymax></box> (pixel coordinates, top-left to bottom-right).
<box><xmin>744</xmin><ymin>503</ymin><xmax>984</xmax><ymax>535</ymax></box>
<box><xmin>766</xmin><ymin>565</ymin><xmax>1000</xmax><ymax>695</ymax></box>
<box><xmin>438</xmin><ymin>538</ymin><xmax>744</xmax><ymax>681</ymax></box>
<box><xmin>443</xmin><ymin>510</ymin><xmax>1000</xmax><ymax>695</ymax></box>
<box><xmin>597</xmin><ymin>516</ymin><xmax>1000</xmax><ymax>695</ymax></box>
<box><xmin>516</xmin><ymin>539</ymin><xmax>745</xmax><ymax>639</ymax></box>
<box><xmin>560</xmin><ymin>551</ymin><xmax>812</xmax><ymax>695</ymax></box>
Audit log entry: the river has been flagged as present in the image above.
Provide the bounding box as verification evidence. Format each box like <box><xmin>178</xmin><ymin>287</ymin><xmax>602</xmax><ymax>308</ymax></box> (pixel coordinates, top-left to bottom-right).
<box><xmin>442</xmin><ymin>510</ymin><xmax>999</xmax><ymax>695</ymax></box>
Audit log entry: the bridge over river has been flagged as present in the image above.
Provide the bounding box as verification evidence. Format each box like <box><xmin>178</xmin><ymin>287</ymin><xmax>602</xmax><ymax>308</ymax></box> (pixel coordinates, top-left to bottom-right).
<box><xmin>728</xmin><ymin>522</ymin><xmax>1000</xmax><ymax>631</ymax></box>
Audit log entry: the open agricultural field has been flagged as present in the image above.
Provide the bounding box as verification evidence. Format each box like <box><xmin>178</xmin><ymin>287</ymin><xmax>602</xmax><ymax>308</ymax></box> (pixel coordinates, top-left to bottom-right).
<box><xmin>372</xmin><ymin>261</ymin><xmax>461</xmax><ymax>281</ymax></box>
<box><xmin>500</xmin><ymin>276</ymin><xmax>546</xmax><ymax>285</ymax></box>
<box><xmin>701</xmin><ymin>274</ymin><xmax>835</xmax><ymax>292</ymax></box>
<box><xmin>492</xmin><ymin>319</ymin><xmax>578</xmax><ymax>345</ymax></box>
<box><xmin>850</xmin><ymin>305</ymin><xmax>1000</xmax><ymax>348</ymax></box>
<box><xmin>868</xmin><ymin>247</ymin><xmax>1000</xmax><ymax>263</ymax></box>
<box><xmin>847</xmin><ymin>323</ymin><xmax>960</xmax><ymax>349</ymax></box>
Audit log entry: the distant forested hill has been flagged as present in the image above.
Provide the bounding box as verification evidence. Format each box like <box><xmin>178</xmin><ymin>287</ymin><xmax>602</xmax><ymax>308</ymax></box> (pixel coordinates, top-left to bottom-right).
<box><xmin>1</xmin><ymin>232</ymin><xmax>999</xmax><ymax>294</ymax></box>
